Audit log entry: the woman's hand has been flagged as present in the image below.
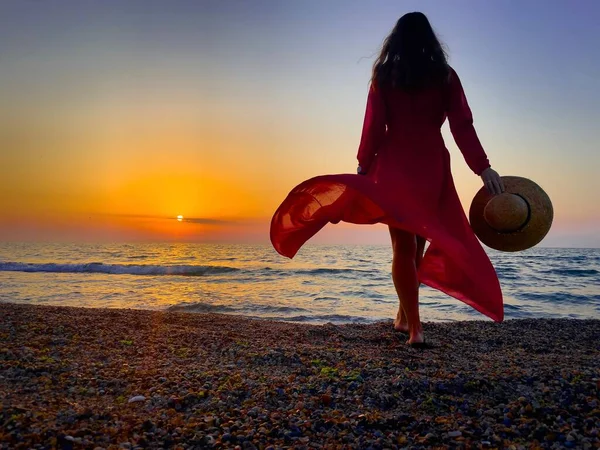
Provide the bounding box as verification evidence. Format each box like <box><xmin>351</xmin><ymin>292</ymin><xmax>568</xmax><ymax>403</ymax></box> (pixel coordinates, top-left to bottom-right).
<box><xmin>480</xmin><ymin>167</ymin><xmax>505</xmax><ymax>195</ymax></box>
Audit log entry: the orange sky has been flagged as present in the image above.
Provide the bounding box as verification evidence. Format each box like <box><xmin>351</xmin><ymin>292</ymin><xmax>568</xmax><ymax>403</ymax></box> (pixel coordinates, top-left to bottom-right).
<box><xmin>0</xmin><ymin>1</ymin><xmax>598</xmax><ymax>247</ymax></box>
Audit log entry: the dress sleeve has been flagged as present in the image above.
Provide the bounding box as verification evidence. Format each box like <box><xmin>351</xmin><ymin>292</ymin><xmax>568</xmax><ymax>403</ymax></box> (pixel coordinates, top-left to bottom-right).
<box><xmin>447</xmin><ymin>67</ymin><xmax>491</xmax><ymax>176</ymax></box>
<box><xmin>356</xmin><ymin>82</ymin><xmax>386</xmax><ymax>173</ymax></box>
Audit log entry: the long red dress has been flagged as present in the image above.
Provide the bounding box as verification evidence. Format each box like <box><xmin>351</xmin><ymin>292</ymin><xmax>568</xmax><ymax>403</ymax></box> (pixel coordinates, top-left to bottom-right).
<box><xmin>270</xmin><ymin>67</ymin><xmax>504</xmax><ymax>322</ymax></box>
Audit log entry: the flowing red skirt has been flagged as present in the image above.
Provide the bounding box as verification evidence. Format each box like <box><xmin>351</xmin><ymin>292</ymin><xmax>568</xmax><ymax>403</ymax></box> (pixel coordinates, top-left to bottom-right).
<box><xmin>270</xmin><ymin>155</ymin><xmax>504</xmax><ymax>322</ymax></box>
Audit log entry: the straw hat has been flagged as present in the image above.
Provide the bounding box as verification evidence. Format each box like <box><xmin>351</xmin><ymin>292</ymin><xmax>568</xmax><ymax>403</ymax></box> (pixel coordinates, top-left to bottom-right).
<box><xmin>469</xmin><ymin>176</ymin><xmax>553</xmax><ymax>252</ymax></box>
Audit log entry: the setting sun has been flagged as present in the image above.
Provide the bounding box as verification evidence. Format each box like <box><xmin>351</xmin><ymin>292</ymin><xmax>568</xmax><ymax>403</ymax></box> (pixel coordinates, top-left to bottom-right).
<box><xmin>177</xmin><ymin>215</ymin><xmax>183</xmax><ymax>222</ymax></box>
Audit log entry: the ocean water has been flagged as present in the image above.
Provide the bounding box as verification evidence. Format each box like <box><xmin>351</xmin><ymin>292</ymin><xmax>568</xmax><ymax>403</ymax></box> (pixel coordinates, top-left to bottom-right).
<box><xmin>0</xmin><ymin>243</ymin><xmax>598</xmax><ymax>323</ymax></box>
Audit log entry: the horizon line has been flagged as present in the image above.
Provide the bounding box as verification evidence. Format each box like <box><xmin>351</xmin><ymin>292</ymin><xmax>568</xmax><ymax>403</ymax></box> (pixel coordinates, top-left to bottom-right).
<box><xmin>0</xmin><ymin>241</ymin><xmax>598</xmax><ymax>250</ymax></box>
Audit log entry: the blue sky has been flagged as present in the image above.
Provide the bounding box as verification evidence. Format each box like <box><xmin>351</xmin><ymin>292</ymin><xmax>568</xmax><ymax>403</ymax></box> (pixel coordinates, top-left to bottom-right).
<box><xmin>0</xmin><ymin>0</ymin><xmax>598</xmax><ymax>246</ymax></box>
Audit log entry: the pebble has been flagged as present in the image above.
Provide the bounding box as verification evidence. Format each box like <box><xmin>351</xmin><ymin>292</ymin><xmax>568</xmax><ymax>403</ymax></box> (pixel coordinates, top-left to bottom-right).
<box><xmin>2</xmin><ymin>304</ymin><xmax>599</xmax><ymax>450</ymax></box>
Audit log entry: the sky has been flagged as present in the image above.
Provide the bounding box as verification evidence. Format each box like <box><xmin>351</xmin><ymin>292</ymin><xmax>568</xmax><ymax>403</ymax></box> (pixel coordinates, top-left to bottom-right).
<box><xmin>0</xmin><ymin>0</ymin><xmax>598</xmax><ymax>247</ymax></box>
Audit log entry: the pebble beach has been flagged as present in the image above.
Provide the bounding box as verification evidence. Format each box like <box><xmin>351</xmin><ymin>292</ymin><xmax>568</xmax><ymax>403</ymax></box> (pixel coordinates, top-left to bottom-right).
<box><xmin>1</xmin><ymin>303</ymin><xmax>599</xmax><ymax>449</ymax></box>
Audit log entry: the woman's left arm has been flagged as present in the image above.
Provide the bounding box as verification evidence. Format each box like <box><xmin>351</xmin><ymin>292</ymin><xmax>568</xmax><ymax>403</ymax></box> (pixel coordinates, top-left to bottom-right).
<box><xmin>356</xmin><ymin>82</ymin><xmax>386</xmax><ymax>174</ymax></box>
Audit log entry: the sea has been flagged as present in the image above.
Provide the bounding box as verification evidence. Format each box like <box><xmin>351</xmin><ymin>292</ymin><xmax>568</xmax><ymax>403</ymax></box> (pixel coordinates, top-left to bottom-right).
<box><xmin>0</xmin><ymin>243</ymin><xmax>598</xmax><ymax>323</ymax></box>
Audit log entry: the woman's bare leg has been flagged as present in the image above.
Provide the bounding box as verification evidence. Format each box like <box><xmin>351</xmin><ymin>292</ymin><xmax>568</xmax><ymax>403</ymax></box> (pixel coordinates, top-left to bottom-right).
<box><xmin>394</xmin><ymin>233</ymin><xmax>426</xmax><ymax>332</ymax></box>
<box><xmin>389</xmin><ymin>227</ymin><xmax>424</xmax><ymax>344</ymax></box>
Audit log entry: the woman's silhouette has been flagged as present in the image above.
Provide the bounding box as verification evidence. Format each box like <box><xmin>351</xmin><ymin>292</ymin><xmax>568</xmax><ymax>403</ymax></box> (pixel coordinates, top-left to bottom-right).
<box><xmin>271</xmin><ymin>12</ymin><xmax>505</xmax><ymax>345</ymax></box>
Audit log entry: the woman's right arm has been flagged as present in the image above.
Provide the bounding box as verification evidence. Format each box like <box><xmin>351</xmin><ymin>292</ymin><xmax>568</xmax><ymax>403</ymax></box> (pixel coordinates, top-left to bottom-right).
<box><xmin>356</xmin><ymin>81</ymin><xmax>386</xmax><ymax>174</ymax></box>
<box><xmin>447</xmin><ymin>67</ymin><xmax>504</xmax><ymax>194</ymax></box>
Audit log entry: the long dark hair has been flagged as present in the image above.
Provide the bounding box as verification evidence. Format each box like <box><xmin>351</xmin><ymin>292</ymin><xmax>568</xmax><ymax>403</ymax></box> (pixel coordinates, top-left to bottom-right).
<box><xmin>372</xmin><ymin>12</ymin><xmax>449</xmax><ymax>90</ymax></box>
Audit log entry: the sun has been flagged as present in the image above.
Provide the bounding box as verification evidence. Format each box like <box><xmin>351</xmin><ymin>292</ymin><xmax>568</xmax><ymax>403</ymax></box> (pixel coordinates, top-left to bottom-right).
<box><xmin>177</xmin><ymin>215</ymin><xmax>184</xmax><ymax>222</ymax></box>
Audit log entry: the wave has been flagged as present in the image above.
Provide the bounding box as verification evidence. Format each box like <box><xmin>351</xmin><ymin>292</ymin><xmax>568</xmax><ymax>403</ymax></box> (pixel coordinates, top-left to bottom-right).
<box><xmin>247</xmin><ymin>313</ymin><xmax>373</xmax><ymax>323</ymax></box>
<box><xmin>169</xmin><ymin>302</ymin><xmax>310</xmax><ymax>314</ymax></box>
<box><xmin>518</xmin><ymin>291</ymin><xmax>600</xmax><ymax>305</ymax></box>
<box><xmin>266</xmin><ymin>314</ymin><xmax>373</xmax><ymax>323</ymax></box>
<box><xmin>168</xmin><ymin>303</ymin><xmax>239</xmax><ymax>313</ymax></box>
<box><xmin>541</xmin><ymin>268</ymin><xmax>598</xmax><ymax>277</ymax></box>
<box><xmin>297</xmin><ymin>267</ymin><xmax>372</xmax><ymax>276</ymax></box>
<box><xmin>495</xmin><ymin>266</ymin><xmax>520</xmax><ymax>280</ymax></box>
<box><xmin>167</xmin><ymin>303</ymin><xmax>371</xmax><ymax>323</ymax></box>
<box><xmin>261</xmin><ymin>267</ymin><xmax>372</xmax><ymax>277</ymax></box>
<box><xmin>0</xmin><ymin>262</ymin><xmax>240</xmax><ymax>276</ymax></box>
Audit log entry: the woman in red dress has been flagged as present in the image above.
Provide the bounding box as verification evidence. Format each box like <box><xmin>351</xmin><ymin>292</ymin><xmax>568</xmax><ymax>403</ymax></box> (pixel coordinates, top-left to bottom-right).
<box><xmin>270</xmin><ymin>12</ymin><xmax>505</xmax><ymax>345</ymax></box>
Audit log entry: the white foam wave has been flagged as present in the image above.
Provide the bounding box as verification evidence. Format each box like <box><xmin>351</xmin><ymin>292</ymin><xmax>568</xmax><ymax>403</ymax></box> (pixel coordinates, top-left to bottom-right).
<box><xmin>0</xmin><ymin>262</ymin><xmax>239</xmax><ymax>276</ymax></box>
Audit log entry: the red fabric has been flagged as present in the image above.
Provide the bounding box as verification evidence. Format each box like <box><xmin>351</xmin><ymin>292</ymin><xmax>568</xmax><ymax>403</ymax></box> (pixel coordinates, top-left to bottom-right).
<box><xmin>270</xmin><ymin>67</ymin><xmax>503</xmax><ymax>322</ymax></box>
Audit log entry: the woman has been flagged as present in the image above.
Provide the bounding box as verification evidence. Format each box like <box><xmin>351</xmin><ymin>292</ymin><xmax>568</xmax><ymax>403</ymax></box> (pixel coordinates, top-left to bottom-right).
<box><xmin>270</xmin><ymin>12</ymin><xmax>505</xmax><ymax>345</ymax></box>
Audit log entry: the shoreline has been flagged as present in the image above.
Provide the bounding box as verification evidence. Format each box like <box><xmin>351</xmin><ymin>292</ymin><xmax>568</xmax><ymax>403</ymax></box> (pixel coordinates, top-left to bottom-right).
<box><xmin>3</xmin><ymin>301</ymin><xmax>598</xmax><ymax>325</ymax></box>
<box><xmin>1</xmin><ymin>303</ymin><xmax>599</xmax><ymax>448</ymax></box>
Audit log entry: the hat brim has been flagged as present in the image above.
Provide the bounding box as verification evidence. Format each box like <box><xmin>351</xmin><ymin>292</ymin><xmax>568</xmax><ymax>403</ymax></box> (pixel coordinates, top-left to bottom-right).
<box><xmin>469</xmin><ymin>176</ymin><xmax>553</xmax><ymax>252</ymax></box>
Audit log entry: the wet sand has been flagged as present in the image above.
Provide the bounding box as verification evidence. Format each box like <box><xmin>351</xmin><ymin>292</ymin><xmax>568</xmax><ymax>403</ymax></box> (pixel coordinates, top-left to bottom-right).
<box><xmin>1</xmin><ymin>303</ymin><xmax>599</xmax><ymax>449</ymax></box>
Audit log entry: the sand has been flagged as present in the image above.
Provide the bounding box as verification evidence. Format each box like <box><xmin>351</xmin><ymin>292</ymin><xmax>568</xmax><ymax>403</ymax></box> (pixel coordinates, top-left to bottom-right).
<box><xmin>1</xmin><ymin>303</ymin><xmax>599</xmax><ymax>449</ymax></box>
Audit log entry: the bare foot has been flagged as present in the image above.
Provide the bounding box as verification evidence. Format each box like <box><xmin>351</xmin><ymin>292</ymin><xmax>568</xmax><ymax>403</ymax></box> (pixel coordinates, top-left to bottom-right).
<box><xmin>407</xmin><ymin>328</ymin><xmax>424</xmax><ymax>345</ymax></box>
<box><xmin>393</xmin><ymin>308</ymin><xmax>409</xmax><ymax>332</ymax></box>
